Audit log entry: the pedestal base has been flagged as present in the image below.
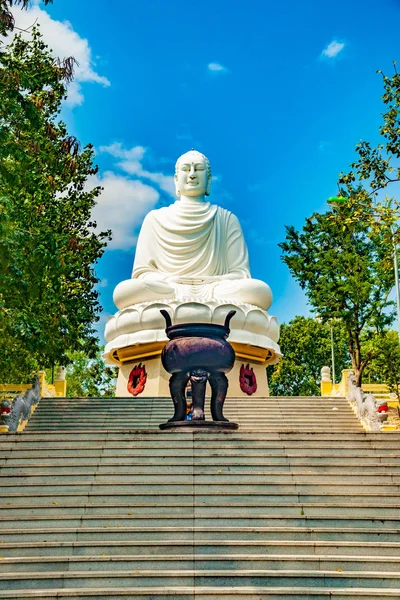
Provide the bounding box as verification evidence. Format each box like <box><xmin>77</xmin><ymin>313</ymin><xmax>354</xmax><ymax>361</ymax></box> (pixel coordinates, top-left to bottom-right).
<box><xmin>159</xmin><ymin>420</ymin><xmax>239</xmax><ymax>431</ymax></box>
<box><xmin>115</xmin><ymin>354</ymin><xmax>269</xmax><ymax>398</ymax></box>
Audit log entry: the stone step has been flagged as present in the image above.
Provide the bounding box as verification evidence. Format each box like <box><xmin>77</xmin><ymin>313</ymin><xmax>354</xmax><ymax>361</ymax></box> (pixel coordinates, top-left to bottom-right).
<box><xmin>1</xmin><ymin>539</ymin><xmax>399</xmax><ymax>557</ymax></box>
<box><xmin>1</xmin><ymin>553</ymin><xmax>399</xmax><ymax>573</ymax></box>
<box><xmin>29</xmin><ymin>410</ymin><xmax>356</xmax><ymax>417</ymax></box>
<box><xmin>29</xmin><ymin>412</ymin><xmax>356</xmax><ymax>420</ymax></box>
<box><xmin>1</xmin><ymin>525</ymin><xmax>398</xmax><ymax>543</ymax></box>
<box><xmin>4</xmin><ymin>464</ymin><xmax>400</xmax><ymax>475</ymax></box>
<box><xmin>25</xmin><ymin>426</ymin><xmax>363</xmax><ymax>432</ymax></box>
<box><xmin>2</xmin><ymin>482</ymin><xmax>399</xmax><ymax>495</ymax></box>
<box><xmin>28</xmin><ymin>413</ymin><xmax>355</xmax><ymax>420</ymax></box>
<box><xmin>5</xmin><ymin>433</ymin><xmax>391</xmax><ymax>440</ymax></box>
<box><xmin>30</xmin><ymin>403</ymin><xmax>354</xmax><ymax>409</ymax></box>
<box><xmin>9</xmin><ymin>438</ymin><xmax>400</xmax><ymax>446</ymax></box>
<box><xmin>26</xmin><ymin>423</ymin><xmax>360</xmax><ymax>430</ymax></box>
<box><xmin>26</xmin><ymin>418</ymin><xmax>357</xmax><ymax>424</ymax></box>
<box><xmin>35</xmin><ymin>396</ymin><xmax>348</xmax><ymax>402</ymax></box>
<box><xmin>26</xmin><ymin>408</ymin><xmax>358</xmax><ymax>414</ymax></box>
<box><xmin>1</xmin><ymin>568</ymin><xmax>400</xmax><ymax>591</ymax></box>
<box><xmin>1</xmin><ymin>586</ymin><xmax>400</xmax><ymax>599</ymax></box>
<box><xmin>25</xmin><ymin>412</ymin><xmax>358</xmax><ymax>417</ymax></box>
<box><xmin>5</xmin><ymin>440</ymin><xmax>398</xmax><ymax>449</ymax></box>
<box><xmin>1</xmin><ymin>502</ymin><xmax>399</xmax><ymax>518</ymax></box>
<box><xmin>3</xmin><ymin>490</ymin><xmax>400</xmax><ymax>506</ymax></box>
<box><xmin>2</xmin><ymin>452</ymin><xmax>398</xmax><ymax>462</ymax></box>
<box><xmin>0</xmin><ymin>456</ymin><xmax>400</xmax><ymax>475</ymax></box>
<box><xmin>2</xmin><ymin>449</ymin><xmax>399</xmax><ymax>460</ymax></box>
<box><xmin>5</xmin><ymin>431</ymin><xmax>388</xmax><ymax>439</ymax></box>
<box><xmin>2</xmin><ymin>472</ymin><xmax>400</xmax><ymax>486</ymax></box>
<box><xmin>4</xmin><ymin>447</ymin><xmax>399</xmax><ymax>457</ymax></box>
<box><xmin>28</xmin><ymin>402</ymin><xmax>354</xmax><ymax>412</ymax></box>
<box><xmin>2</xmin><ymin>491</ymin><xmax>400</xmax><ymax>505</ymax></box>
<box><xmin>25</xmin><ymin>424</ymin><xmax>361</xmax><ymax>431</ymax></box>
<box><xmin>10</xmin><ymin>428</ymin><xmax>392</xmax><ymax>443</ymax></box>
<box><xmin>34</xmin><ymin>402</ymin><xmax>349</xmax><ymax>408</ymax></box>
<box><xmin>0</xmin><ymin>514</ymin><xmax>398</xmax><ymax>529</ymax></box>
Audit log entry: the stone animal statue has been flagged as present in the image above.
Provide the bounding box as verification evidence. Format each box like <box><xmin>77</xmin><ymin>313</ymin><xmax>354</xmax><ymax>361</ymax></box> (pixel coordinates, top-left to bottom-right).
<box><xmin>347</xmin><ymin>373</ymin><xmax>388</xmax><ymax>431</ymax></box>
<box><xmin>5</xmin><ymin>375</ymin><xmax>41</xmax><ymax>433</ymax></box>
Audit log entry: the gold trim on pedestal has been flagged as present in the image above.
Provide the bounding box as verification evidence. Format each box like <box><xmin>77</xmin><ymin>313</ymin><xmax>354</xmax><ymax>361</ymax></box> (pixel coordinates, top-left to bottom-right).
<box><xmin>111</xmin><ymin>340</ymin><xmax>274</xmax><ymax>366</ymax></box>
<box><xmin>111</xmin><ymin>342</ymin><xmax>166</xmax><ymax>365</ymax></box>
<box><xmin>231</xmin><ymin>342</ymin><xmax>273</xmax><ymax>365</ymax></box>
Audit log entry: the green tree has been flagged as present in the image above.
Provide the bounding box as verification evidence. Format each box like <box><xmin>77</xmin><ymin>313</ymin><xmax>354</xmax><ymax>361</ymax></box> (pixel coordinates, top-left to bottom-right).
<box><xmin>280</xmin><ymin>194</ymin><xmax>394</xmax><ymax>387</ymax></box>
<box><xmin>0</xmin><ymin>28</ymin><xmax>110</xmax><ymax>381</ymax></box>
<box><xmin>280</xmin><ymin>65</ymin><xmax>400</xmax><ymax>387</ymax></box>
<box><xmin>0</xmin><ymin>0</ymin><xmax>53</xmax><ymax>35</ymax></box>
<box><xmin>0</xmin><ymin>0</ymin><xmax>54</xmax><ymax>35</ymax></box>
<box><xmin>65</xmin><ymin>349</ymin><xmax>117</xmax><ymax>398</ymax></box>
<box><xmin>267</xmin><ymin>316</ymin><xmax>350</xmax><ymax>396</ymax></box>
<box><xmin>338</xmin><ymin>63</ymin><xmax>400</xmax><ymax>202</ymax></box>
<box><xmin>364</xmin><ymin>331</ymin><xmax>400</xmax><ymax>399</ymax></box>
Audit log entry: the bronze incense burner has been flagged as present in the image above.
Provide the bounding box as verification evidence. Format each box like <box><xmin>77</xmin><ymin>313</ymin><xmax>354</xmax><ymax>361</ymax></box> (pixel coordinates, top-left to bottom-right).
<box><xmin>159</xmin><ymin>309</ymin><xmax>238</xmax><ymax>430</ymax></box>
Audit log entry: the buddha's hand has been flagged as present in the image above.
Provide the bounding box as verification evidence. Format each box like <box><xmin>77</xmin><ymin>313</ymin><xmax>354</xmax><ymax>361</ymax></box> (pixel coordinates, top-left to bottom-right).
<box><xmin>166</xmin><ymin>275</ymin><xmax>217</xmax><ymax>285</ymax></box>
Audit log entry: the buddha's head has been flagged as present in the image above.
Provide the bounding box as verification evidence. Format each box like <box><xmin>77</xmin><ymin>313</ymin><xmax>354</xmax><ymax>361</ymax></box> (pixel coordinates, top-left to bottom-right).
<box><xmin>175</xmin><ymin>150</ymin><xmax>212</xmax><ymax>198</ymax></box>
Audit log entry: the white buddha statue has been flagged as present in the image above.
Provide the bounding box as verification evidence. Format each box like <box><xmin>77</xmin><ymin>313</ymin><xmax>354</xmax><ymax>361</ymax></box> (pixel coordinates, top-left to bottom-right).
<box><xmin>104</xmin><ymin>150</ymin><xmax>281</xmax><ymax>383</ymax></box>
<box><xmin>113</xmin><ymin>150</ymin><xmax>272</xmax><ymax>311</ymax></box>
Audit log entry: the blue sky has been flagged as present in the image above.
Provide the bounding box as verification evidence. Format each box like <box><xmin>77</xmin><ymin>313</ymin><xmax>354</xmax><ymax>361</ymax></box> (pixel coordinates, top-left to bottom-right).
<box><xmin>13</xmin><ymin>0</ymin><xmax>400</xmax><ymax>340</ymax></box>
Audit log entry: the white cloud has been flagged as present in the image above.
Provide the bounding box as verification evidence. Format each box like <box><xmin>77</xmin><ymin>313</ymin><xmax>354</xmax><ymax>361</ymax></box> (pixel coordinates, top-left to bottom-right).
<box><xmin>97</xmin><ymin>279</ymin><xmax>108</xmax><ymax>289</ymax></box>
<box><xmin>100</xmin><ymin>143</ymin><xmax>175</xmax><ymax>197</ymax></box>
<box><xmin>208</xmin><ymin>62</ymin><xmax>227</xmax><ymax>73</ymax></box>
<box><xmin>87</xmin><ymin>144</ymin><xmax>176</xmax><ymax>251</ymax></box>
<box><xmin>321</xmin><ymin>40</ymin><xmax>345</xmax><ymax>59</ymax></box>
<box><xmin>10</xmin><ymin>3</ymin><xmax>110</xmax><ymax>107</ymax></box>
<box><xmin>90</xmin><ymin>171</ymin><xmax>159</xmax><ymax>251</ymax></box>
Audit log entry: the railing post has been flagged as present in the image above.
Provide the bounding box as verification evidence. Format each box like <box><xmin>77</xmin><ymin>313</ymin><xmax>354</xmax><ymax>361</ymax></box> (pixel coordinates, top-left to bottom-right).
<box><xmin>54</xmin><ymin>367</ymin><xmax>67</xmax><ymax>397</ymax></box>
<box><xmin>320</xmin><ymin>366</ymin><xmax>333</xmax><ymax>396</ymax></box>
<box><xmin>38</xmin><ymin>371</ymin><xmax>46</xmax><ymax>397</ymax></box>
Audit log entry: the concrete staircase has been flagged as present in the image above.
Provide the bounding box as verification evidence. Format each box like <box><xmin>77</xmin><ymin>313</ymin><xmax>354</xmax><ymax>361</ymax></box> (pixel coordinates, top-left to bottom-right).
<box><xmin>25</xmin><ymin>395</ymin><xmax>361</xmax><ymax>432</ymax></box>
<box><xmin>0</xmin><ymin>396</ymin><xmax>399</xmax><ymax>598</ymax></box>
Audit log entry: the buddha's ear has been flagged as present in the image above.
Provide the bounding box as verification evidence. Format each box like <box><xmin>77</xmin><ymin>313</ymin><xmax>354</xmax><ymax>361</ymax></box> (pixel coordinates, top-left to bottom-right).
<box><xmin>205</xmin><ymin>174</ymin><xmax>212</xmax><ymax>196</ymax></box>
<box><xmin>174</xmin><ymin>174</ymin><xmax>181</xmax><ymax>197</ymax></box>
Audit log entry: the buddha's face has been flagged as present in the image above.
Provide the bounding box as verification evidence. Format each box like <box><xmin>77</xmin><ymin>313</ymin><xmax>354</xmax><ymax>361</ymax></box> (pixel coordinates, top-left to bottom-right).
<box><xmin>175</xmin><ymin>152</ymin><xmax>211</xmax><ymax>198</ymax></box>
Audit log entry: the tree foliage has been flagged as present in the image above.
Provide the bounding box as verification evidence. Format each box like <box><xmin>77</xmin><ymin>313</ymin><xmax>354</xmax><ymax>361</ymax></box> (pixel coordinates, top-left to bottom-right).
<box><xmin>0</xmin><ymin>28</ymin><xmax>110</xmax><ymax>381</ymax></box>
<box><xmin>338</xmin><ymin>63</ymin><xmax>400</xmax><ymax>199</ymax></box>
<box><xmin>280</xmin><ymin>193</ymin><xmax>394</xmax><ymax>386</ymax></box>
<box><xmin>0</xmin><ymin>1</ymin><xmax>53</xmax><ymax>35</ymax></box>
<box><xmin>280</xmin><ymin>67</ymin><xmax>400</xmax><ymax>387</ymax></box>
<box><xmin>364</xmin><ymin>331</ymin><xmax>400</xmax><ymax>399</ymax></box>
<box><xmin>267</xmin><ymin>317</ymin><xmax>350</xmax><ymax>396</ymax></box>
<box><xmin>65</xmin><ymin>349</ymin><xmax>117</xmax><ymax>398</ymax></box>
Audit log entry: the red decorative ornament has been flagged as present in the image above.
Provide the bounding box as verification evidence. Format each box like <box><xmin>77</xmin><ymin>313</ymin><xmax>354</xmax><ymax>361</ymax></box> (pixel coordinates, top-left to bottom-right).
<box><xmin>127</xmin><ymin>363</ymin><xmax>147</xmax><ymax>396</ymax></box>
<box><xmin>0</xmin><ymin>401</ymin><xmax>11</xmax><ymax>415</ymax></box>
<box><xmin>239</xmin><ymin>363</ymin><xmax>257</xmax><ymax>396</ymax></box>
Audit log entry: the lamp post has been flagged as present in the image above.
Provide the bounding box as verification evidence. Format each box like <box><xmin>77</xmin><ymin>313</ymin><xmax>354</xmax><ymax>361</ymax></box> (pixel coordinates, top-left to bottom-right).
<box><xmin>315</xmin><ymin>314</ymin><xmax>337</xmax><ymax>384</ymax></box>
<box><xmin>327</xmin><ymin>196</ymin><xmax>400</xmax><ymax>343</ymax></box>
<box><xmin>330</xmin><ymin>323</ymin><xmax>336</xmax><ymax>385</ymax></box>
<box><xmin>389</xmin><ymin>223</ymin><xmax>400</xmax><ymax>342</ymax></box>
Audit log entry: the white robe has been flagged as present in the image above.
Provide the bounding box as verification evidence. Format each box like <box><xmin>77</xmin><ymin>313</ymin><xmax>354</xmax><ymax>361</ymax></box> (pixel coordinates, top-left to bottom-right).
<box><xmin>132</xmin><ymin>199</ymin><xmax>251</xmax><ymax>285</ymax></box>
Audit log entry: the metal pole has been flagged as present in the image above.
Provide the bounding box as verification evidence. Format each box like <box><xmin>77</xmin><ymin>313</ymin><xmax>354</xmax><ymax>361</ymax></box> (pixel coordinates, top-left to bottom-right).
<box><xmin>391</xmin><ymin>224</ymin><xmax>400</xmax><ymax>343</ymax></box>
<box><xmin>330</xmin><ymin>323</ymin><xmax>336</xmax><ymax>385</ymax></box>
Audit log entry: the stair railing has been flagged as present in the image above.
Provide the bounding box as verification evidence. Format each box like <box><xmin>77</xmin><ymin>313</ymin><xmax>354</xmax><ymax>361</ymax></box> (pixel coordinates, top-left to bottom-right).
<box><xmin>0</xmin><ymin>375</ymin><xmax>41</xmax><ymax>433</ymax></box>
<box><xmin>347</xmin><ymin>373</ymin><xmax>389</xmax><ymax>431</ymax></box>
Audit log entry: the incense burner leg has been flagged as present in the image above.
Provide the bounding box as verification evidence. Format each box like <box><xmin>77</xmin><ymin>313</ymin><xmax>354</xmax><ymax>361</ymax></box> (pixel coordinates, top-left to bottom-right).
<box><xmin>168</xmin><ymin>372</ymin><xmax>189</xmax><ymax>422</ymax></box>
<box><xmin>190</xmin><ymin>369</ymin><xmax>208</xmax><ymax>420</ymax></box>
<box><xmin>209</xmin><ymin>372</ymin><xmax>229</xmax><ymax>422</ymax></box>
